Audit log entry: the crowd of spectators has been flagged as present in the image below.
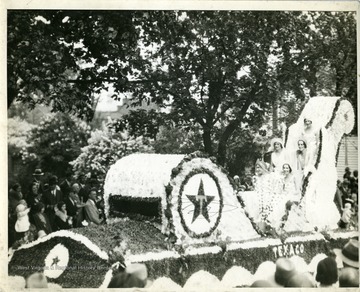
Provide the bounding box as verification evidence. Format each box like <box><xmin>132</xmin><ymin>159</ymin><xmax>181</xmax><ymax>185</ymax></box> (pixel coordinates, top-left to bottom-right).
<box><xmin>250</xmin><ymin>237</ymin><xmax>359</xmax><ymax>288</ymax></box>
<box><xmin>8</xmin><ymin>169</ymin><xmax>105</xmax><ymax>249</ymax></box>
<box><xmin>335</xmin><ymin>167</ymin><xmax>358</xmax><ymax>229</ymax></box>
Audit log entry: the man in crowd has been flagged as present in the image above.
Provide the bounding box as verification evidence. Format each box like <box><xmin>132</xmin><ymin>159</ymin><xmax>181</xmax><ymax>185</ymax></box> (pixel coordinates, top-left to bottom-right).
<box><xmin>31</xmin><ymin>169</ymin><xmax>45</xmax><ymax>194</ymax></box>
<box><xmin>43</xmin><ymin>176</ymin><xmax>63</xmax><ymax>230</ymax></box>
<box><xmin>84</xmin><ymin>189</ymin><xmax>103</xmax><ymax>225</ymax></box>
<box><xmin>65</xmin><ymin>189</ymin><xmax>86</xmax><ymax>227</ymax></box>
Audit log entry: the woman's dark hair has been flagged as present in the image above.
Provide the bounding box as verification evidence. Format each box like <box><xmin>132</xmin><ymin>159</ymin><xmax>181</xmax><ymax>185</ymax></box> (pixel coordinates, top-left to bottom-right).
<box><xmin>297</xmin><ymin>139</ymin><xmax>307</xmax><ymax>148</ymax></box>
<box><xmin>57</xmin><ymin>201</ymin><xmax>66</xmax><ymax>210</ymax></box>
<box><xmin>273</xmin><ymin>142</ymin><xmax>283</xmax><ymax>149</ymax></box>
<box><xmin>315</xmin><ymin>257</ymin><xmax>338</xmax><ymax>285</ymax></box>
<box><xmin>282</xmin><ymin>163</ymin><xmax>292</xmax><ymax>173</ymax></box>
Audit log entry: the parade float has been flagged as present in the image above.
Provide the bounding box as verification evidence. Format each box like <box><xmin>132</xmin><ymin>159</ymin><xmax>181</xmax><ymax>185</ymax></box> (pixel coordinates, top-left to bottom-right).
<box><xmin>8</xmin><ymin>96</ymin><xmax>358</xmax><ymax>288</ymax></box>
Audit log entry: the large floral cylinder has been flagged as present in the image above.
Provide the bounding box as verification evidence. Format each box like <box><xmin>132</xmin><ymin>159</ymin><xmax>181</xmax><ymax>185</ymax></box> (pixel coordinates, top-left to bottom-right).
<box><xmin>104</xmin><ymin>152</ymin><xmax>259</xmax><ymax>244</ymax></box>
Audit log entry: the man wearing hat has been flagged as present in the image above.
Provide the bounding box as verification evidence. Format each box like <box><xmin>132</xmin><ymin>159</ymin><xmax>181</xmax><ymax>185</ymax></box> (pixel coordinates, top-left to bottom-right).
<box><xmin>252</xmin><ymin>258</ymin><xmax>297</xmax><ymax>287</ymax></box>
<box><xmin>31</xmin><ymin>169</ymin><xmax>45</xmax><ymax>195</ymax></box>
<box><xmin>43</xmin><ymin>175</ymin><xmax>63</xmax><ymax>230</ymax></box>
<box><xmin>334</xmin><ymin>238</ymin><xmax>359</xmax><ymax>269</ymax></box>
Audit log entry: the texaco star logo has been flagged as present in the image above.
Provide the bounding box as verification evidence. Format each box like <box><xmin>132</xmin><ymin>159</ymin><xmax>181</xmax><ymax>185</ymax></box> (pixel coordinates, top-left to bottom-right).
<box><xmin>186</xmin><ymin>179</ymin><xmax>215</xmax><ymax>223</ymax></box>
<box><xmin>179</xmin><ymin>171</ymin><xmax>223</xmax><ymax>238</ymax></box>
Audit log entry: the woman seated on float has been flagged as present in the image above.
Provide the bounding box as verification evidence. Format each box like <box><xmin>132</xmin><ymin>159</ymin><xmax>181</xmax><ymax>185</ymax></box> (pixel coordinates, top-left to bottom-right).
<box><xmin>281</xmin><ymin>163</ymin><xmax>300</xmax><ymax>202</ymax></box>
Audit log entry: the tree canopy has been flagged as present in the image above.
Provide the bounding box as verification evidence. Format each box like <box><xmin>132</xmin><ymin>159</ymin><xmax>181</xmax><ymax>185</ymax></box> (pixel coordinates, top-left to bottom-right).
<box><xmin>8</xmin><ymin>10</ymin><xmax>357</xmax><ymax>167</ymax></box>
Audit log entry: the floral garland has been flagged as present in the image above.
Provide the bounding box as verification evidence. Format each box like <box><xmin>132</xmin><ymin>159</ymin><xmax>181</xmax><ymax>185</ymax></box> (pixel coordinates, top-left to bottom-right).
<box><xmin>14</xmin><ymin>230</ymin><xmax>108</xmax><ymax>260</ymax></box>
<box><xmin>334</xmin><ymin>135</ymin><xmax>343</xmax><ymax>167</ymax></box>
<box><xmin>236</xmin><ymin>194</ymin><xmax>263</xmax><ymax>236</ymax></box>
<box><xmin>284</xmin><ymin>127</ymin><xmax>289</xmax><ymax>148</ymax></box>
<box><xmin>177</xmin><ymin>168</ymin><xmax>224</xmax><ymax>239</ymax></box>
<box><xmin>325</xmin><ymin>97</ymin><xmax>345</xmax><ymax>129</ymax></box>
<box><xmin>314</xmin><ymin>128</ymin><xmax>323</xmax><ymax>170</ymax></box>
<box><xmin>165</xmin><ymin>151</ymin><xmax>260</xmax><ymax>244</ymax></box>
<box><xmin>164</xmin><ymin>152</ymin><xmax>218</xmax><ymax>243</ymax></box>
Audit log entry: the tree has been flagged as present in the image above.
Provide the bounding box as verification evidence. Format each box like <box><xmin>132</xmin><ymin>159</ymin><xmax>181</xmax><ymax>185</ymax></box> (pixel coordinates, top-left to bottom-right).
<box><xmin>24</xmin><ymin>113</ymin><xmax>91</xmax><ymax>178</ymax></box>
<box><xmin>8</xmin><ymin>10</ymin><xmax>139</xmax><ymax>120</ymax></box>
<box><xmin>116</xmin><ymin>11</ymin><xmax>319</xmax><ymax>165</ymax></box>
<box><xmin>152</xmin><ymin>124</ymin><xmax>204</xmax><ymax>154</ymax></box>
<box><xmin>70</xmin><ymin>128</ymin><xmax>154</xmax><ymax>181</ymax></box>
<box><xmin>9</xmin><ymin>11</ymin><xmax>356</xmax><ymax>168</ymax></box>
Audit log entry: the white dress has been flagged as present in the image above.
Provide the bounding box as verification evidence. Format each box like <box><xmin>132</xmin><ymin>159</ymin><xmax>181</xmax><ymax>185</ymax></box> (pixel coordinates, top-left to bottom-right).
<box><xmin>294</xmin><ymin>150</ymin><xmax>306</xmax><ymax>192</ymax></box>
<box><xmin>254</xmin><ymin>172</ymin><xmax>284</xmax><ymax>228</ymax></box>
<box><xmin>271</xmin><ymin>150</ymin><xmax>287</xmax><ymax>173</ymax></box>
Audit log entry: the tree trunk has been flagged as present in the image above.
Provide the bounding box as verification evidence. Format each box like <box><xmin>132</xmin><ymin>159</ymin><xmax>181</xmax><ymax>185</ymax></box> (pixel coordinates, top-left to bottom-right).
<box><xmin>272</xmin><ymin>98</ymin><xmax>278</xmax><ymax>134</ymax></box>
<box><xmin>217</xmin><ymin>96</ymin><xmax>254</xmax><ymax>166</ymax></box>
<box><xmin>202</xmin><ymin>127</ymin><xmax>213</xmax><ymax>156</ymax></box>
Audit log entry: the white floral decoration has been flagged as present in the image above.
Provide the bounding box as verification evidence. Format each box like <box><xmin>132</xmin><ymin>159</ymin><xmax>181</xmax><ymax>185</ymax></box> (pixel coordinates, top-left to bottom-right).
<box><xmin>44</xmin><ymin>243</ymin><xmax>69</xmax><ymax>279</ymax></box>
<box><xmin>104</xmin><ymin>153</ymin><xmax>184</xmax><ymax>219</ymax></box>
<box><xmin>14</xmin><ymin>230</ymin><xmax>108</xmax><ymax>260</ymax></box>
<box><xmin>169</xmin><ymin>157</ymin><xmax>259</xmax><ymax>245</ymax></box>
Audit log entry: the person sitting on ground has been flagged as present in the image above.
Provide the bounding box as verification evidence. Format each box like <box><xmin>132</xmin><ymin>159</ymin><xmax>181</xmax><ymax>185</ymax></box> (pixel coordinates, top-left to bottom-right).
<box><xmin>55</xmin><ymin>201</ymin><xmax>73</xmax><ymax>230</ymax></box>
<box><xmin>84</xmin><ymin>189</ymin><xmax>104</xmax><ymax>225</ymax></box>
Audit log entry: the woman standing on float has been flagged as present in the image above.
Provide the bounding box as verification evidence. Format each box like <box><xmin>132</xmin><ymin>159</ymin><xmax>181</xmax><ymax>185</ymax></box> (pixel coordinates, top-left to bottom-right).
<box><xmin>294</xmin><ymin>139</ymin><xmax>307</xmax><ymax>192</ymax></box>
<box><xmin>301</xmin><ymin>118</ymin><xmax>319</xmax><ymax>174</ymax></box>
<box><xmin>264</xmin><ymin>138</ymin><xmax>287</xmax><ymax>173</ymax></box>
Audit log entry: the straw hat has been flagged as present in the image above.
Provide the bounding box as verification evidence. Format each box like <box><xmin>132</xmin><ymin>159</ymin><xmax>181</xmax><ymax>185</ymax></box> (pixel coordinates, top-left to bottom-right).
<box><xmin>33</xmin><ymin>169</ymin><xmax>44</xmax><ymax>176</ymax></box>
<box><xmin>334</xmin><ymin>239</ymin><xmax>359</xmax><ymax>268</ymax></box>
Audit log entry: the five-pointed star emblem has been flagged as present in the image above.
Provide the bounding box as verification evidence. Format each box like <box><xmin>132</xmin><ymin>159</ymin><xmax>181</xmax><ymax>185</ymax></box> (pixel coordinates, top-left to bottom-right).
<box><xmin>186</xmin><ymin>178</ymin><xmax>215</xmax><ymax>223</ymax></box>
<box><xmin>51</xmin><ymin>256</ymin><xmax>60</xmax><ymax>267</ymax></box>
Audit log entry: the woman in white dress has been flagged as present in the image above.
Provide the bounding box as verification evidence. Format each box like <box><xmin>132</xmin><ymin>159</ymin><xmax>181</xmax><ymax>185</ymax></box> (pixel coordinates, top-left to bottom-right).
<box><xmin>281</xmin><ymin>163</ymin><xmax>300</xmax><ymax>201</ymax></box>
<box><xmin>301</xmin><ymin>118</ymin><xmax>319</xmax><ymax>174</ymax></box>
<box><xmin>294</xmin><ymin>139</ymin><xmax>307</xmax><ymax>192</ymax></box>
<box><xmin>268</xmin><ymin>138</ymin><xmax>287</xmax><ymax>173</ymax></box>
<box><xmin>253</xmin><ymin>159</ymin><xmax>283</xmax><ymax>231</ymax></box>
